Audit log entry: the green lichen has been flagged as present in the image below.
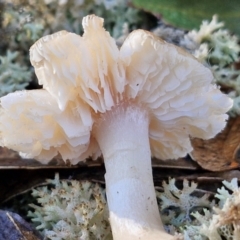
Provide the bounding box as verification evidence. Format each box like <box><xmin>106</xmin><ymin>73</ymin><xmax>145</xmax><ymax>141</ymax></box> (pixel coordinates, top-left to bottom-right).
<box><xmin>0</xmin><ymin>50</ymin><xmax>31</xmax><ymax>96</ymax></box>
<box><xmin>157</xmin><ymin>178</ymin><xmax>214</xmax><ymax>236</ymax></box>
<box><xmin>4</xmin><ymin>0</ymin><xmax>142</xmax><ymax>43</ymax></box>
<box><xmin>201</xmin><ymin>178</ymin><xmax>240</xmax><ymax>240</ymax></box>
<box><xmin>187</xmin><ymin>16</ymin><xmax>240</xmax><ymax>116</ymax></box>
<box><xmin>28</xmin><ymin>173</ymin><xmax>112</xmax><ymax>240</ymax></box>
<box><xmin>28</xmin><ymin>174</ymin><xmax>240</xmax><ymax>240</ymax></box>
<box><xmin>186</xmin><ymin>15</ymin><xmax>240</xmax><ymax>66</ymax></box>
<box><xmin>158</xmin><ymin>178</ymin><xmax>240</xmax><ymax>240</ymax></box>
<box><xmin>184</xmin><ymin>179</ymin><xmax>240</xmax><ymax>240</ymax></box>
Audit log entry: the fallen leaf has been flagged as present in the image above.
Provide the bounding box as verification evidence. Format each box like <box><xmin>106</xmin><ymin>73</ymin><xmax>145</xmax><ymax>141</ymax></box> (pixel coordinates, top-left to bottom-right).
<box><xmin>0</xmin><ymin>147</ymin><xmax>102</xmax><ymax>169</ymax></box>
<box><xmin>132</xmin><ymin>0</ymin><xmax>240</xmax><ymax>35</ymax></box>
<box><xmin>190</xmin><ymin>117</ymin><xmax>240</xmax><ymax>171</ymax></box>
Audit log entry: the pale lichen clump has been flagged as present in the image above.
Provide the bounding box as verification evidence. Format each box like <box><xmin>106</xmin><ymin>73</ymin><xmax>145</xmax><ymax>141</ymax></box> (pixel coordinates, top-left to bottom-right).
<box><xmin>158</xmin><ymin>179</ymin><xmax>214</xmax><ymax>238</ymax></box>
<box><xmin>197</xmin><ymin>178</ymin><xmax>240</xmax><ymax>240</ymax></box>
<box><xmin>159</xmin><ymin>178</ymin><xmax>240</xmax><ymax>240</ymax></box>
<box><xmin>159</xmin><ymin>179</ymin><xmax>213</xmax><ymax>228</ymax></box>
<box><xmin>0</xmin><ymin>51</ymin><xmax>31</xmax><ymax>97</ymax></box>
<box><xmin>185</xmin><ymin>15</ymin><xmax>239</xmax><ymax>66</ymax></box>
<box><xmin>29</xmin><ymin>176</ymin><xmax>240</xmax><ymax>240</ymax></box>
<box><xmin>4</xmin><ymin>0</ymin><xmax>140</xmax><ymax>45</ymax></box>
<box><xmin>28</xmin><ymin>173</ymin><xmax>111</xmax><ymax>240</ymax></box>
<box><xmin>181</xmin><ymin>16</ymin><xmax>240</xmax><ymax>116</ymax></box>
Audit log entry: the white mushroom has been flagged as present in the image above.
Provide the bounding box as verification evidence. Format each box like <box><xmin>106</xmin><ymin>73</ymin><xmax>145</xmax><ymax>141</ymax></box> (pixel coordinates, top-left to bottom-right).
<box><xmin>0</xmin><ymin>15</ymin><xmax>233</xmax><ymax>240</ymax></box>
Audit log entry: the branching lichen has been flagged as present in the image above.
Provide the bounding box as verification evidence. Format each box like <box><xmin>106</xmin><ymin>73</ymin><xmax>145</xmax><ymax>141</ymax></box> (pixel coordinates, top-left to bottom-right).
<box><xmin>158</xmin><ymin>178</ymin><xmax>213</xmax><ymax>232</ymax></box>
<box><xmin>0</xmin><ymin>50</ymin><xmax>31</xmax><ymax>97</ymax></box>
<box><xmin>186</xmin><ymin>179</ymin><xmax>240</xmax><ymax>240</ymax></box>
<box><xmin>27</xmin><ymin>174</ymin><xmax>240</xmax><ymax>240</ymax></box>
<box><xmin>4</xmin><ymin>0</ymin><xmax>141</xmax><ymax>44</ymax></box>
<box><xmin>158</xmin><ymin>178</ymin><xmax>240</xmax><ymax>240</ymax></box>
<box><xmin>28</xmin><ymin>173</ymin><xmax>112</xmax><ymax>240</ymax></box>
<box><xmin>183</xmin><ymin>16</ymin><xmax>240</xmax><ymax>116</ymax></box>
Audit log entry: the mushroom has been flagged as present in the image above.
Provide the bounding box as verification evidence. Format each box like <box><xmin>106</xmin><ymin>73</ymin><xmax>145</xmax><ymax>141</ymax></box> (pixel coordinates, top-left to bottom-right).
<box><xmin>0</xmin><ymin>15</ymin><xmax>233</xmax><ymax>240</ymax></box>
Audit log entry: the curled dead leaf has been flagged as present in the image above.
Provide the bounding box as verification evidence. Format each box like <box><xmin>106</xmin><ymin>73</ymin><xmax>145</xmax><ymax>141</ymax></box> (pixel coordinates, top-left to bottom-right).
<box><xmin>190</xmin><ymin>117</ymin><xmax>240</xmax><ymax>171</ymax></box>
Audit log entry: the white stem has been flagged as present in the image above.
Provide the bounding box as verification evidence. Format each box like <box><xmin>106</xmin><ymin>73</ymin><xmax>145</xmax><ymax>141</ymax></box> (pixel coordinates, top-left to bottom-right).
<box><xmin>94</xmin><ymin>102</ymin><xmax>175</xmax><ymax>240</ymax></box>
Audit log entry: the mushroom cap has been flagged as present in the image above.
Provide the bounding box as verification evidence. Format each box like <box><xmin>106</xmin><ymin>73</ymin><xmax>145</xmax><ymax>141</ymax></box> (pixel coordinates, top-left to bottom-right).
<box><xmin>0</xmin><ymin>90</ymin><xmax>99</xmax><ymax>164</ymax></box>
<box><xmin>119</xmin><ymin>30</ymin><xmax>232</xmax><ymax>159</ymax></box>
<box><xmin>0</xmin><ymin>15</ymin><xmax>232</xmax><ymax>162</ymax></box>
<box><xmin>30</xmin><ymin>15</ymin><xmax>125</xmax><ymax>113</ymax></box>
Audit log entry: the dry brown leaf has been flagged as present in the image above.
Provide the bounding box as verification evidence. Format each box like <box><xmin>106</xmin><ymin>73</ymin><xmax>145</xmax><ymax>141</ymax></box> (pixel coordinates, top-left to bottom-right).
<box><xmin>0</xmin><ymin>147</ymin><xmax>19</xmax><ymax>159</ymax></box>
<box><xmin>0</xmin><ymin>147</ymin><xmax>103</xmax><ymax>169</ymax></box>
<box><xmin>190</xmin><ymin>117</ymin><xmax>240</xmax><ymax>171</ymax></box>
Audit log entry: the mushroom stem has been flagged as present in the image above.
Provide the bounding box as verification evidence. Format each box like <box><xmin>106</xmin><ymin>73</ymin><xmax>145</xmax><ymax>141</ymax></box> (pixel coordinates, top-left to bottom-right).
<box><xmin>94</xmin><ymin>102</ymin><xmax>174</xmax><ymax>240</ymax></box>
